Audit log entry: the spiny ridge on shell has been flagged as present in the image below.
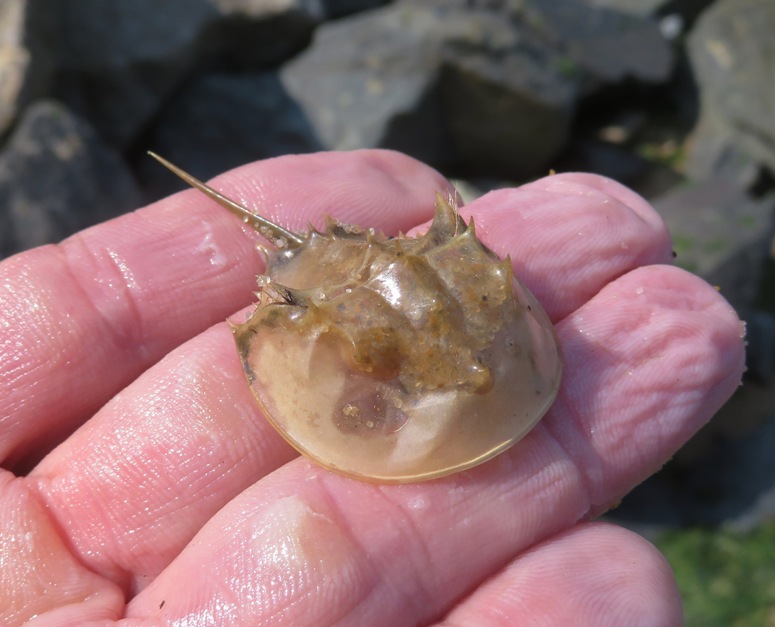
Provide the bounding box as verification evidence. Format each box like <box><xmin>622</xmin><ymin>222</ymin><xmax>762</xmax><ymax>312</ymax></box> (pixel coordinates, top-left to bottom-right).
<box><xmin>239</xmin><ymin>195</ymin><xmax>511</xmax><ymax>396</ymax></box>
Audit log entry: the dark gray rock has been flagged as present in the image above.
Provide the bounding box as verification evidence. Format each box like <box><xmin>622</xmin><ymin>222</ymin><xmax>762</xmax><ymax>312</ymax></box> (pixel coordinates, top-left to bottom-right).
<box><xmin>281</xmin><ymin>0</ymin><xmax>581</xmax><ymax>178</ymax></box>
<box><xmin>575</xmin><ymin>0</ymin><xmax>716</xmax><ymax>54</ymax></box>
<box><xmin>686</xmin><ymin>0</ymin><xmax>775</xmax><ymax>182</ymax></box>
<box><xmin>582</xmin><ymin>0</ymin><xmax>713</xmax><ymax>22</ymax></box>
<box><xmin>0</xmin><ymin>100</ymin><xmax>142</xmax><ymax>258</ymax></box>
<box><xmin>0</xmin><ymin>0</ymin><xmax>58</xmax><ymax>136</ymax></box>
<box><xmin>52</xmin><ymin>0</ymin><xmax>324</xmax><ymax>147</ymax></box>
<box><xmin>652</xmin><ymin>178</ymin><xmax>775</xmax><ymax>312</ymax></box>
<box><xmin>530</xmin><ymin>0</ymin><xmax>674</xmax><ymax>83</ymax></box>
<box><xmin>555</xmin><ymin>139</ymin><xmax>653</xmax><ymax>187</ymax></box>
<box><xmin>744</xmin><ymin>310</ymin><xmax>775</xmax><ymax>382</ymax></box>
<box><xmin>321</xmin><ymin>0</ymin><xmax>392</xmax><ymax>18</ymax></box>
<box><xmin>685</xmin><ymin>119</ymin><xmax>761</xmax><ymax>187</ymax></box>
<box><xmin>612</xmin><ymin>413</ymin><xmax>775</xmax><ymax>530</ymax></box>
<box><xmin>581</xmin><ymin>0</ymin><xmax>670</xmax><ymax>15</ymax></box>
<box><xmin>140</xmin><ymin>72</ymin><xmax>322</xmax><ymax>199</ymax></box>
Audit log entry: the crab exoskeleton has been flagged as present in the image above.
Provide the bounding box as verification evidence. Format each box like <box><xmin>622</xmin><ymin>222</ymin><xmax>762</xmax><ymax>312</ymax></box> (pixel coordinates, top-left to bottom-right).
<box><xmin>151</xmin><ymin>153</ymin><xmax>562</xmax><ymax>483</ymax></box>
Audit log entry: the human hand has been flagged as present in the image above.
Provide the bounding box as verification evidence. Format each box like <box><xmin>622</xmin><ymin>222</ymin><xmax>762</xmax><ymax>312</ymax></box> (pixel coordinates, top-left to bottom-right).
<box><xmin>0</xmin><ymin>150</ymin><xmax>744</xmax><ymax>625</ymax></box>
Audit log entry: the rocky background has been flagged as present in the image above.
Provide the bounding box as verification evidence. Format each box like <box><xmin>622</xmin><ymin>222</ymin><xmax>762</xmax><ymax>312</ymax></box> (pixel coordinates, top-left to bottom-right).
<box><xmin>2</xmin><ymin>0</ymin><xmax>774</xmax><ymax>601</ymax></box>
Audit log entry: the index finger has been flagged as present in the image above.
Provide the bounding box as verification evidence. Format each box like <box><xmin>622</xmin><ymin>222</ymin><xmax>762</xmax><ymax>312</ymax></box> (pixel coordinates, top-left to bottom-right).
<box><xmin>0</xmin><ymin>149</ymin><xmax>453</xmax><ymax>469</ymax></box>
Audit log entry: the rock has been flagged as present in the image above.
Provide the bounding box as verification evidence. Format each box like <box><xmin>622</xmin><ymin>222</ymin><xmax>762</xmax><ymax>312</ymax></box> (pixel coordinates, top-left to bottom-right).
<box><xmin>743</xmin><ymin>310</ymin><xmax>775</xmax><ymax>382</ymax></box>
<box><xmin>530</xmin><ymin>0</ymin><xmax>674</xmax><ymax>84</ymax></box>
<box><xmin>52</xmin><ymin>0</ymin><xmax>324</xmax><ymax>147</ymax></box>
<box><xmin>686</xmin><ymin>0</ymin><xmax>775</xmax><ymax>182</ymax></box>
<box><xmin>577</xmin><ymin>0</ymin><xmax>716</xmax><ymax>49</ymax></box>
<box><xmin>281</xmin><ymin>0</ymin><xmax>675</xmax><ymax>178</ymax></box>
<box><xmin>611</xmin><ymin>416</ymin><xmax>775</xmax><ymax>529</ymax></box>
<box><xmin>321</xmin><ymin>0</ymin><xmax>392</xmax><ymax>18</ymax></box>
<box><xmin>140</xmin><ymin>72</ymin><xmax>322</xmax><ymax>199</ymax></box>
<box><xmin>555</xmin><ymin>139</ymin><xmax>653</xmax><ymax>187</ymax></box>
<box><xmin>581</xmin><ymin>0</ymin><xmax>670</xmax><ymax>15</ymax></box>
<box><xmin>581</xmin><ymin>0</ymin><xmax>713</xmax><ymax>22</ymax></box>
<box><xmin>0</xmin><ymin>100</ymin><xmax>142</xmax><ymax>258</ymax></box>
<box><xmin>0</xmin><ymin>0</ymin><xmax>58</xmax><ymax>135</ymax></box>
<box><xmin>730</xmin><ymin>488</ymin><xmax>775</xmax><ymax>532</ymax></box>
<box><xmin>685</xmin><ymin>119</ymin><xmax>761</xmax><ymax>187</ymax></box>
<box><xmin>282</xmin><ymin>0</ymin><xmax>581</xmax><ymax>178</ymax></box>
<box><xmin>651</xmin><ymin>177</ymin><xmax>775</xmax><ymax>311</ymax></box>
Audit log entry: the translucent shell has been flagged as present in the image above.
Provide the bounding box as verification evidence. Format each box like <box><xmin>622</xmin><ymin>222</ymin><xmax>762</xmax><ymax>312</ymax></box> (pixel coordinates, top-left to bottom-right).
<box><xmin>151</xmin><ymin>153</ymin><xmax>562</xmax><ymax>483</ymax></box>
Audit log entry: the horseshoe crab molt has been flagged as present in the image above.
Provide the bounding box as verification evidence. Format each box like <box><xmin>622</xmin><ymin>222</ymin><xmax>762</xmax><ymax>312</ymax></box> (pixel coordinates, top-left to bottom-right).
<box><xmin>150</xmin><ymin>153</ymin><xmax>562</xmax><ymax>483</ymax></box>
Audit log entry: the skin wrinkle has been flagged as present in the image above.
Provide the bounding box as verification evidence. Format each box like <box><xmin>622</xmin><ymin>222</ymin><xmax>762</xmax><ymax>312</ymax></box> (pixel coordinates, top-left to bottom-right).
<box><xmin>559</xmin><ymin>394</ymin><xmax>653</xmax><ymax>510</ymax></box>
<box><xmin>515</xmin><ymin>431</ymin><xmax>591</xmax><ymax>532</ymax></box>
<box><xmin>539</xmin><ymin>400</ymin><xmax>601</xmax><ymax>515</ymax></box>
<box><xmin>63</xmin><ymin>236</ymin><xmax>149</xmax><ymax>363</ymax></box>
<box><xmin>307</xmin><ymin>475</ymin><xmax>398</xmax><ymax>624</ymax></box>
<box><xmin>9</xmin><ymin>476</ymin><xmax>127</xmax><ymax>618</ymax></box>
<box><xmin>370</xmin><ymin>485</ymin><xmax>440</xmax><ymax>618</ymax></box>
<box><xmin>43</xmin><ymin>467</ymin><xmax>137</xmax><ymax>595</ymax></box>
<box><xmin>537</xmin><ymin>175</ymin><xmax>664</xmax><ymax>235</ymax></box>
<box><xmin>295</xmin><ymin>493</ymin><xmax>377</xmax><ymax>624</ymax></box>
<box><xmin>328</xmin><ymin>490</ymin><xmax>440</xmax><ymax>626</ymax></box>
<box><xmin>546</xmin><ymin>309</ymin><xmax>614</xmax><ymax>495</ymax></box>
<box><xmin>40</xmin><ymin>417</ymin><xmax>161</xmax><ymax>589</ymax></box>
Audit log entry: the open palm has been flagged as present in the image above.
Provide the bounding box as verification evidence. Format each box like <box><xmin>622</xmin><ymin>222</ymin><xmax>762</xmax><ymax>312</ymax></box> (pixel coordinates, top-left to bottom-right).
<box><xmin>1</xmin><ymin>151</ymin><xmax>743</xmax><ymax>625</ymax></box>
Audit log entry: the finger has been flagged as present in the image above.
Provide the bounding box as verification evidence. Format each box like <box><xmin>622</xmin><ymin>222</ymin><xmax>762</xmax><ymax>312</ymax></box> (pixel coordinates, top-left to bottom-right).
<box><xmin>0</xmin><ymin>149</ymin><xmax>452</xmax><ymax>468</ymax></box>
<box><xmin>123</xmin><ymin>266</ymin><xmax>741</xmax><ymax>625</ymax></box>
<box><xmin>437</xmin><ymin>522</ymin><xmax>682</xmax><ymax>627</ymax></box>
<box><xmin>460</xmin><ymin>173</ymin><xmax>674</xmax><ymax>321</ymax></box>
<box><xmin>549</xmin><ymin>264</ymin><xmax>746</xmax><ymax>514</ymax></box>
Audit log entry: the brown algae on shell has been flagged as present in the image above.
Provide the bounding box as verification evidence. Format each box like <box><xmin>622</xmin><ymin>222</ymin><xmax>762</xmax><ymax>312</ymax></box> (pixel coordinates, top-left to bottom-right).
<box><xmin>150</xmin><ymin>153</ymin><xmax>562</xmax><ymax>483</ymax></box>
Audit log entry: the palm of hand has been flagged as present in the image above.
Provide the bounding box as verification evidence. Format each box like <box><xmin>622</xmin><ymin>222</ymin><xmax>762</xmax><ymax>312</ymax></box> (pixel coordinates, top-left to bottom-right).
<box><xmin>0</xmin><ymin>151</ymin><xmax>743</xmax><ymax>626</ymax></box>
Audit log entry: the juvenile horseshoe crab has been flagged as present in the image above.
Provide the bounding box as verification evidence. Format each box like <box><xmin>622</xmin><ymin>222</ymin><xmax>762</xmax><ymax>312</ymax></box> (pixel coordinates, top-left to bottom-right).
<box><xmin>150</xmin><ymin>153</ymin><xmax>562</xmax><ymax>483</ymax></box>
